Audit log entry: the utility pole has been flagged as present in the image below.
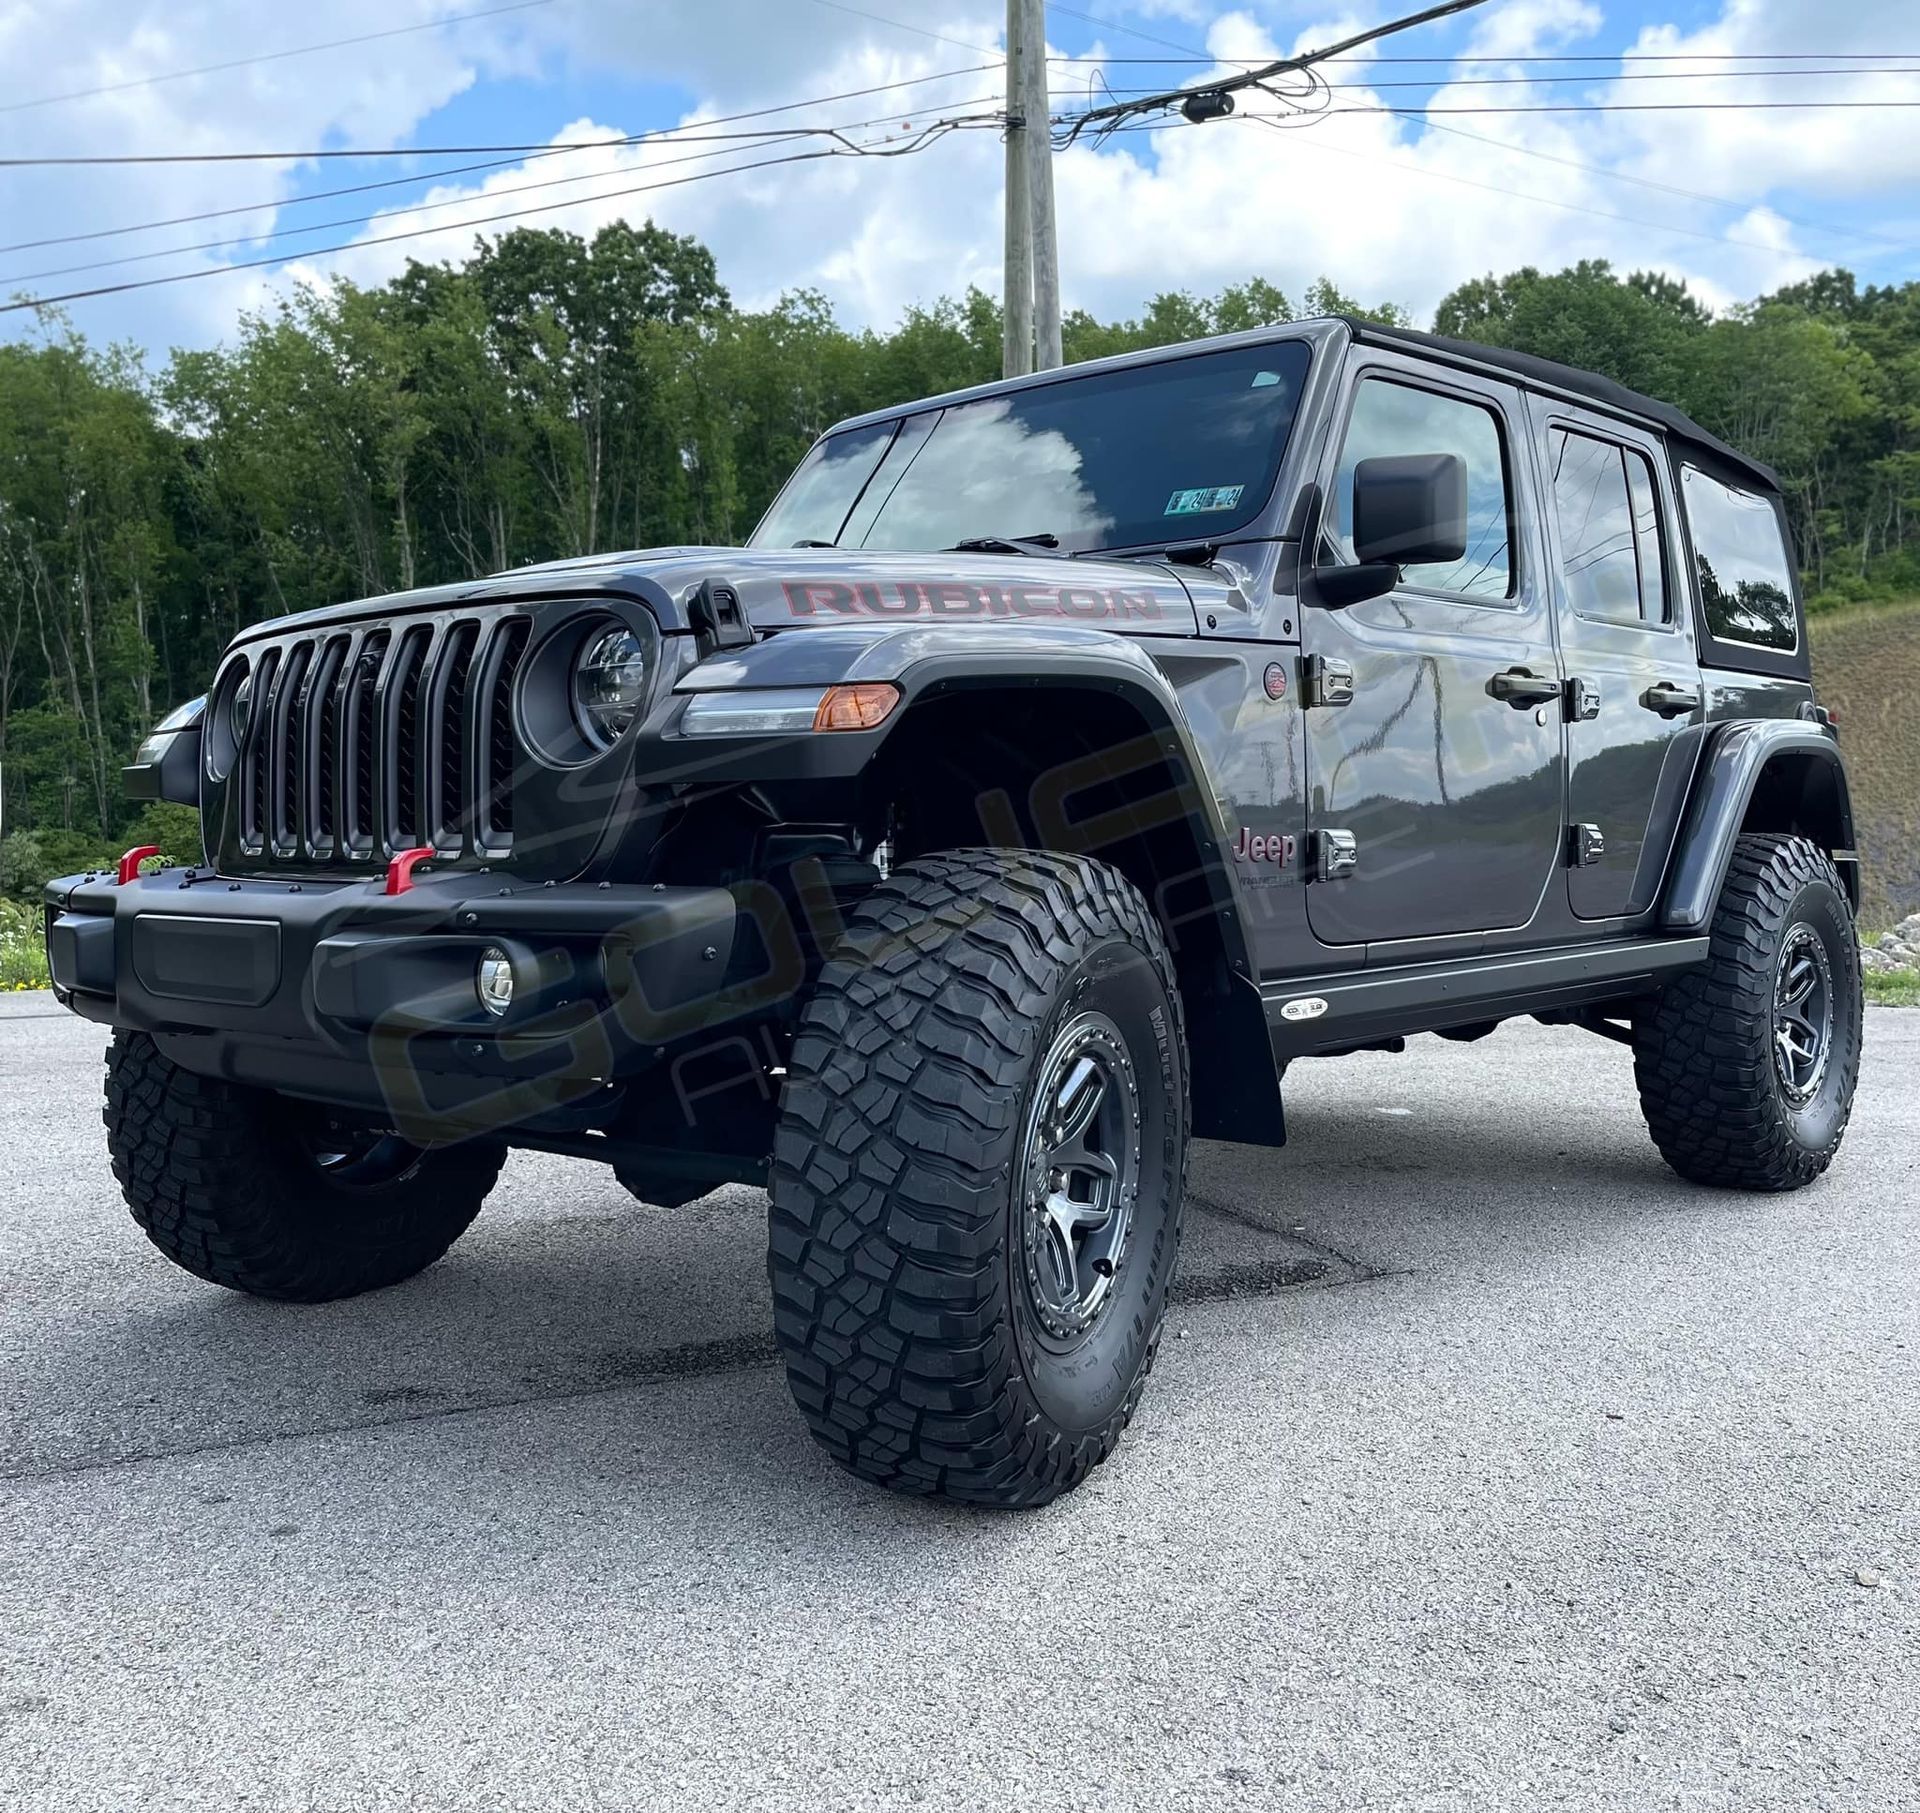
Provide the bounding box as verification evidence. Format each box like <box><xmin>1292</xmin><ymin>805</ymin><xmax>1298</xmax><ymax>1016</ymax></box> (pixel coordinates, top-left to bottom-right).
<box><xmin>1002</xmin><ymin>0</ymin><xmax>1033</xmax><ymax>378</ymax></box>
<box><xmin>1004</xmin><ymin>0</ymin><xmax>1061</xmax><ymax>376</ymax></box>
<box><xmin>1020</xmin><ymin>0</ymin><xmax>1062</xmax><ymax>371</ymax></box>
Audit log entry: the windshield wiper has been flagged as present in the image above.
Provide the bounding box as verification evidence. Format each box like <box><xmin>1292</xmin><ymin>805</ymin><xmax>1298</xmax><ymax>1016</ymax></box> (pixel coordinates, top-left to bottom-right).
<box><xmin>944</xmin><ymin>533</ymin><xmax>1064</xmax><ymax>556</ymax></box>
<box><xmin>1154</xmin><ymin>540</ymin><xmax>1219</xmax><ymax>567</ymax></box>
<box><xmin>791</xmin><ymin>538</ymin><xmax>837</xmax><ymax>549</ymax></box>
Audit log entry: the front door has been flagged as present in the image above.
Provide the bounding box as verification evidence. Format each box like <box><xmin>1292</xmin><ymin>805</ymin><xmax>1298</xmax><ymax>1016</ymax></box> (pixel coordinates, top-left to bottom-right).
<box><xmin>1302</xmin><ymin>358</ymin><xmax>1565</xmax><ymax>946</ymax></box>
<box><xmin>1531</xmin><ymin>402</ymin><xmax>1702</xmax><ymax>920</ymax></box>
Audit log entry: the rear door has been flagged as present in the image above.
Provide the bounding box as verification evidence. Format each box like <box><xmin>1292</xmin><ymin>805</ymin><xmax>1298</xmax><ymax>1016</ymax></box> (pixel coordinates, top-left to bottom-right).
<box><xmin>1301</xmin><ymin>354</ymin><xmax>1565</xmax><ymax>946</ymax></box>
<box><xmin>1531</xmin><ymin>401</ymin><xmax>1702</xmax><ymax>921</ymax></box>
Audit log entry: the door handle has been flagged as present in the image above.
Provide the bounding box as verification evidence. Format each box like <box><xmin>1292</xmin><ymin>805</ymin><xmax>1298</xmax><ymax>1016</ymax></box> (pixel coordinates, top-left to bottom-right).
<box><xmin>1487</xmin><ymin>667</ymin><xmax>1563</xmax><ymax>708</ymax></box>
<box><xmin>1639</xmin><ymin>681</ymin><xmax>1701</xmax><ymax>718</ymax></box>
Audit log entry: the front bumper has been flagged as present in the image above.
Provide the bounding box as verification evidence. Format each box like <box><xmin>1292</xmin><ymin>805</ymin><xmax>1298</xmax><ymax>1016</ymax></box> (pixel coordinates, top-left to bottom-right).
<box><xmin>44</xmin><ymin>866</ymin><xmax>773</xmax><ymax>1134</ymax></box>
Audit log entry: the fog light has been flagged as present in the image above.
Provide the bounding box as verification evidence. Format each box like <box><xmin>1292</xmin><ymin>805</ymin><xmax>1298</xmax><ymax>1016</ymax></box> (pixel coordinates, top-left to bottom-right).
<box><xmin>477</xmin><ymin>946</ymin><xmax>515</xmax><ymax>1017</ymax></box>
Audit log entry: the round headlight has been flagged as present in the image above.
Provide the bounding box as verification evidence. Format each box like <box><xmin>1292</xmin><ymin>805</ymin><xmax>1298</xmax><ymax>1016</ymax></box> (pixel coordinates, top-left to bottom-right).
<box><xmin>573</xmin><ymin>626</ymin><xmax>648</xmax><ymax>746</ymax></box>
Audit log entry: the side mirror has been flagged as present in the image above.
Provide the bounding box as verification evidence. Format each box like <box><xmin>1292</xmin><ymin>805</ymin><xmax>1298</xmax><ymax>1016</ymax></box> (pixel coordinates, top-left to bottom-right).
<box><xmin>123</xmin><ymin>695</ymin><xmax>205</xmax><ymax>808</ymax></box>
<box><xmin>1352</xmin><ymin>453</ymin><xmax>1469</xmax><ymax>566</ymax></box>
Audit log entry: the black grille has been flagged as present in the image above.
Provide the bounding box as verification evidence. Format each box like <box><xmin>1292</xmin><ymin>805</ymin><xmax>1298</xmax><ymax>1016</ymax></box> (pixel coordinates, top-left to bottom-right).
<box><xmin>482</xmin><ymin>618</ymin><xmax>529</xmax><ymax>846</ymax></box>
<box><xmin>230</xmin><ymin>614</ymin><xmax>526</xmax><ymax>869</ymax></box>
<box><xmin>389</xmin><ymin>629</ymin><xmax>430</xmax><ymax>850</ymax></box>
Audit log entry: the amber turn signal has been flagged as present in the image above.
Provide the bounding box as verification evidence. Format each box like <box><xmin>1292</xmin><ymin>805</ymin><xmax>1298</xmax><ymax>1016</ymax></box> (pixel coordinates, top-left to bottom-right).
<box><xmin>813</xmin><ymin>682</ymin><xmax>901</xmax><ymax>732</ymax></box>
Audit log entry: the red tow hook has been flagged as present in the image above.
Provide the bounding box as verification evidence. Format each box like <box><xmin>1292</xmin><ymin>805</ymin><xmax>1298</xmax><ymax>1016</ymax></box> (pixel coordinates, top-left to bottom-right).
<box><xmin>384</xmin><ymin>845</ymin><xmax>438</xmax><ymax>896</ymax></box>
<box><xmin>116</xmin><ymin>845</ymin><xmax>161</xmax><ymax>885</ymax></box>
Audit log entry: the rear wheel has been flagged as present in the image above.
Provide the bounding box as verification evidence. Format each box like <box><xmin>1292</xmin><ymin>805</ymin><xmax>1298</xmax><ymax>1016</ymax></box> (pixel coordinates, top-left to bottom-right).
<box><xmin>105</xmin><ymin>1031</ymin><xmax>505</xmax><ymax>1301</ymax></box>
<box><xmin>1634</xmin><ymin>833</ymin><xmax>1862</xmax><ymax>1191</ymax></box>
<box><xmin>768</xmin><ymin>849</ymin><xmax>1190</xmax><ymax>1506</ymax></box>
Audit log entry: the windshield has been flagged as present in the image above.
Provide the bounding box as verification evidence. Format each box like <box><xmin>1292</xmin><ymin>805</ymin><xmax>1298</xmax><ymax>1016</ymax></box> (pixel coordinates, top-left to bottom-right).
<box><xmin>750</xmin><ymin>339</ymin><xmax>1312</xmax><ymax>555</ymax></box>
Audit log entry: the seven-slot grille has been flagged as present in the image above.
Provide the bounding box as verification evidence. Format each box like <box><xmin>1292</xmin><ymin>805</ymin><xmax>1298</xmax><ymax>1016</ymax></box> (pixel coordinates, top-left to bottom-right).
<box><xmin>228</xmin><ymin>613</ymin><xmax>530</xmax><ymax>869</ymax></box>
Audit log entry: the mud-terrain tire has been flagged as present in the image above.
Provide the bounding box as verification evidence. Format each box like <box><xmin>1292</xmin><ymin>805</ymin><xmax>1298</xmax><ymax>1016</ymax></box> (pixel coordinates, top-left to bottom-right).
<box><xmin>105</xmin><ymin>1031</ymin><xmax>506</xmax><ymax>1301</ymax></box>
<box><xmin>768</xmin><ymin>849</ymin><xmax>1190</xmax><ymax>1506</ymax></box>
<box><xmin>1634</xmin><ymin>834</ymin><xmax>1862</xmax><ymax>1191</ymax></box>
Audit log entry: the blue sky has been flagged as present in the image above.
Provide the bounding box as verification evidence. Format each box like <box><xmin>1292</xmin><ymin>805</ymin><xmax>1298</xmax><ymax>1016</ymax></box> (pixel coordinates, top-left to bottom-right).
<box><xmin>2</xmin><ymin>0</ymin><xmax>1916</xmax><ymax>355</ymax></box>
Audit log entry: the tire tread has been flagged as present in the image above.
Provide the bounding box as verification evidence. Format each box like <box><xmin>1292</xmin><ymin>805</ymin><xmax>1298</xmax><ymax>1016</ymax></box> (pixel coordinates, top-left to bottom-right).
<box><xmin>1633</xmin><ymin>833</ymin><xmax>1861</xmax><ymax>1191</ymax></box>
<box><xmin>767</xmin><ymin>848</ymin><xmax>1188</xmax><ymax>1506</ymax></box>
<box><xmin>105</xmin><ymin>1032</ymin><xmax>504</xmax><ymax>1301</ymax></box>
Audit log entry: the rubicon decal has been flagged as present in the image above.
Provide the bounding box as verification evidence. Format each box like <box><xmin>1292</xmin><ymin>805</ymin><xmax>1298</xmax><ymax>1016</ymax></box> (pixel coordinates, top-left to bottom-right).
<box><xmin>781</xmin><ymin>578</ymin><xmax>1167</xmax><ymax>621</ymax></box>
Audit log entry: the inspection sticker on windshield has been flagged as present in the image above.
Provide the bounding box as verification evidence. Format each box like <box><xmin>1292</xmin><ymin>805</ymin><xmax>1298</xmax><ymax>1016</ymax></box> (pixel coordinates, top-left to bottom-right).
<box><xmin>1166</xmin><ymin>484</ymin><xmax>1244</xmax><ymax>516</ymax></box>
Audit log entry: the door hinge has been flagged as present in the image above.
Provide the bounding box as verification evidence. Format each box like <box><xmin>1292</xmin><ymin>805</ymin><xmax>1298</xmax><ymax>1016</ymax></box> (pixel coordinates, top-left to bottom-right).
<box><xmin>1566</xmin><ymin>677</ymin><xmax>1601</xmax><ymax>721</ymax></box>
<box><xmin>1300</xmin><ymin>654</ymin><xmax>1355</xmax><ymax>709</ymax></box>
<box><xmin>1568</xmin><ymin>823</ymin><xmax>1605</xmax><ymax>868</ymax></box>
<box><xmin>1312</xmin><ymin>828</ymin><xmax>1358</xmax><ymax>882</ymax></box>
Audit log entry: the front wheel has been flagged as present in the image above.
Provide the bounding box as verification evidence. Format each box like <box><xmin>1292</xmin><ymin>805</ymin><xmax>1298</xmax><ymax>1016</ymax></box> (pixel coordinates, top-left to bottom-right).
<box><xmin>768</xmin><ymin>850</ymin><xmax>1190</xmax><ymax>1506</ymax></box>
<box><xmin>105</xmin><ymin>1031</ymin><xmax>506</xmax><ymax>1301</ymax></box>
<box><xmin>1634</xmin><ymin>833</ymin><xmax>1862</xmax><ymax>1191</ymax></box>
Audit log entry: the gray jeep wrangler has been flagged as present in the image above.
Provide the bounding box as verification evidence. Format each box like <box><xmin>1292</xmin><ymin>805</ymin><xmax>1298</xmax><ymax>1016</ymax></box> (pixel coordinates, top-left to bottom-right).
<box><xmin>47</xmin><ymin>316</ymin><xmax>1861</xmax><ymax>1505</ymax></box>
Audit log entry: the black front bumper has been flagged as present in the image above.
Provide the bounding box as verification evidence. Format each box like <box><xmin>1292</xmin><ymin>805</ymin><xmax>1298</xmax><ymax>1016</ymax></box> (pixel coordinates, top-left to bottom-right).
<box><xmin>44</xmin><ymin>867</ymin><xmax>772</xmax><ymax>1135</ymax></box>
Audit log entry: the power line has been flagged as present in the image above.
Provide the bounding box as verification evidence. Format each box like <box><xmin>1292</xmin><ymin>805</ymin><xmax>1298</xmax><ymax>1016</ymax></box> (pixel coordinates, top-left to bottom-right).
<box><xmin>0</xmin><ymin>0</ymin><xmax>557</xmax><ymax>116</ymax></box>
<box><xmin>1116</xmin><ymin>112</ymin><xmax>1815</xmax><ymax>259</ymax></box>
<box><xmin>0</xmin><ymin>99</ymin><xmax>1005</xmax><ymax>287</ymax></box>
<box><xmin>0</xmin><ymin>122</ymin><xmax>935</xmax><ymax>169</ymax></box>
<box><xmin>1329</xmin><ymin>67</ymin><xmax>1920</xmax><ymax>87</ymax></box>
<box><xmin>1045</xmin><ymin>2</ymin><xmax>1220</xmax><ymax>61</ymax></box>
<box><xmin>1050</xmin><ymin>51</ymin><xmax>1920</xmax><ymax>66</ymax></box>
<box><xmin>1069</xmin><ymin>67</ymin><xmax>1920</xmax><ymax>94</ymax></box>
<box><xmin>0</xmin><ymin>124</ymin><xmax>979</xmax><ymax>315</ymax></box>
<box><xmin>1077</xmin><ymin>95</ymin><xmax>1920</xmax><ymax>136</ymax></box>
<box><xmin>1410</xmin><ymin>115</ymin><xmax>1914</xmax><ymax>255</ymax></box>
<box><xmin>1038</xmin><ymin>6</ymin><xmax>1914</xmax><ymax>259</ymax></box>
<box><xmin>1347</xmin><ymin>98</ymin><xmax>1920</xmax><ymax>113</ymax></box>
<box><xmin>1057</xmin><ymin>0</ymin><xmax>1493</xmax><ymax>144</ymax></box>
<box><xmin>795</xmin><ymin>0</ymin><xmax>1002</xmax><ymax>59</ymax></box>
<box><xmin>0</xmin><ymin>62</ymin><xmax>1000</xmax><ymax>257</ymax></box>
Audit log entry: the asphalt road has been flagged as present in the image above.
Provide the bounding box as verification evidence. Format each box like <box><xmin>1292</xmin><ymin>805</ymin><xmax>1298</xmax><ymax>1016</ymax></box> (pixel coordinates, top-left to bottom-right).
<box><xmin>2</xmin><ymin>996</ymin><xmax>1915</xmax><ymax>1813</ymax></box>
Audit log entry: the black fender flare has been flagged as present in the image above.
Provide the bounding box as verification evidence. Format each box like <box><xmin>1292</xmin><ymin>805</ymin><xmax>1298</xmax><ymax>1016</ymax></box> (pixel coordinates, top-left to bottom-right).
<box><xmin>651</xmin><ymin>621</ymin><xmax>1259</xmax><ymax>965</ymax></box>
<box><xmin>1661</xmin><ymin>720</ymin><xmax>1857</xmax><ymax>932</ymax></box>
<box><xmin>640</xmin><ymin>621</ymin><xmax>1284</xmax><ymax>1143</ymax></box>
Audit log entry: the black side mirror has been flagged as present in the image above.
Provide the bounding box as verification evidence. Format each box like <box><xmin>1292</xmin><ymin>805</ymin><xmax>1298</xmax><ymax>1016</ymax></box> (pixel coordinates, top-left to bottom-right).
<box><xmin>1352</xmin><ymin>453</ymin><xmax>1469</xmax><ymax>566</ymax></box>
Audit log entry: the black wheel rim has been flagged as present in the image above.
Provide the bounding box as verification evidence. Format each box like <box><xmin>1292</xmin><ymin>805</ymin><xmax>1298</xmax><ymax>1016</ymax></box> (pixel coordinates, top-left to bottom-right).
<box><xmin>1017</xmin><ymin>1010</ymin><xmax>1142</xmax><ymax>1342</ymax></box>
<box><xmin>1773</xmin><ymin>923</ymin><xmax>1835</xmax><ymax>1106</ymax></box>
<box><xmin>299</xmin><ymin>1115</ymin><xmax>426</xmax><ymax>1190</ymax></box>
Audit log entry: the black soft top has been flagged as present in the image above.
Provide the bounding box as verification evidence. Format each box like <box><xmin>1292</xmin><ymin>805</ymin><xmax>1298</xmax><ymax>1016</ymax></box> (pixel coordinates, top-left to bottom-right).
<box><xmin>1343</xmin><ymin>317</ymin><xmax>1777</xmax><ymax>494</ymax></box>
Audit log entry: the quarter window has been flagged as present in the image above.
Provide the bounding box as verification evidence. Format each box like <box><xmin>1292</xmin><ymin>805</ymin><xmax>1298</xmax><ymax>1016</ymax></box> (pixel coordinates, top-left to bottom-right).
<box><xmin>1330</xmin><ymin>378</ymin><xmax>1514</xmax><ymax>600</ymax></box>
<box><xmin>1548</xmin><ymin>429</ymin><xmax>1669</xmax><ymax>627</ymax></box>
<box><xmin>752</xmin><ymin>422</ymin><xmax>895</xmax><ymax>549</ymax></box>
<box><xmin>1681</xmin><ymin>466</ymin><xmax>1798</xmax><ymax>652</ymax></box>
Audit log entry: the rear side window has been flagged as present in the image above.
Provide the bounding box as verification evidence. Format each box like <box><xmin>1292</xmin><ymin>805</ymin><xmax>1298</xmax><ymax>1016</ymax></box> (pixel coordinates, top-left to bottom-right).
<box><xmin>1681</xmin><ymin>466</ymin><xmax>1797</xmax><ymax>652</ymax></box>
<box><xmin>1330</xmin><ymin>379</ymin><xmax>1513</xmax><ymax>600</ymax></box>
<box><xmin>1547</xmin><ymin>429</ymin><xmax>1669</xmax><ymax>627</ymax></box>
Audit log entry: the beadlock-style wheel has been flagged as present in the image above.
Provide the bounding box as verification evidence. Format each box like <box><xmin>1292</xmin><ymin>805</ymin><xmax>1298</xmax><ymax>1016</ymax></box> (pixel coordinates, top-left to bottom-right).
<box><xmin>1771</xmin><ymin>922</ymin><xmax>1834</xmax><ymax>1107</ymax></box>
<box><xmin>1017</xmin><ymin>1010</ymin><xmax>1142</xmax><ymax>1343</ymax></box>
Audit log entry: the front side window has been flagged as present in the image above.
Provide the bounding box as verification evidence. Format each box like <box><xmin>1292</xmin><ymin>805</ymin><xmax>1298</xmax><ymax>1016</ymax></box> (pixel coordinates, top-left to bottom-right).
<box><xmin>1548</xmin><ymin>429</ymin><xmax>1669</xmax><ymax>627</ymax></box>
<box><xmin>1328</xmin><ymin>378</ymin><xmax>1514</xmax><ymax>600</ymax></box>
<box><xmin>750</xmin><ymin>339</ymin><xmax>1312</xmax><ymax>554</ymax></box>
<box><xmin>1681</xmin><ymin>466</ymin><xmax>1798</xmax><ymax>651</ymax></box>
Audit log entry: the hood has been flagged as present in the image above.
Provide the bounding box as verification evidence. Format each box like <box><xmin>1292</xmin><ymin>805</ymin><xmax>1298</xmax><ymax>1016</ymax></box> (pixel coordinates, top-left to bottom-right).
<box><xmin>227</xmin><ymin>545</ymin><xmax>1200</xmax><ymax>646</ymax></box>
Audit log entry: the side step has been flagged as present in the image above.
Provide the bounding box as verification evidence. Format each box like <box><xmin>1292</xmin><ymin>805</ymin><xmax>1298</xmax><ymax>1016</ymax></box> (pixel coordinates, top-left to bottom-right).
<box><xmin>1263</xmin><ymin>936</ymin><xmax>1710</xmax><ymax>1060</ymax></box>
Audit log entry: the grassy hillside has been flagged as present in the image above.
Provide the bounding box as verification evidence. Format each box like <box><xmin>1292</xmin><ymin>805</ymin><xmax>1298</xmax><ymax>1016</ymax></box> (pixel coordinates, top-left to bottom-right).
<box><xmin>1809</xmin><ymin>598</ymin><xmax>1920</xmax><ymax>933</ymax></box>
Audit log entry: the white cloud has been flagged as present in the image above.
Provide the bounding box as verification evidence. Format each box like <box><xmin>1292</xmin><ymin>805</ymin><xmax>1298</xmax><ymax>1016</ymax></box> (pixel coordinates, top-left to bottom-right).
<box><xmin>2</xmin><ymin>0</ymin><xmax>1916</xmax><ymax>355</ymax></box>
